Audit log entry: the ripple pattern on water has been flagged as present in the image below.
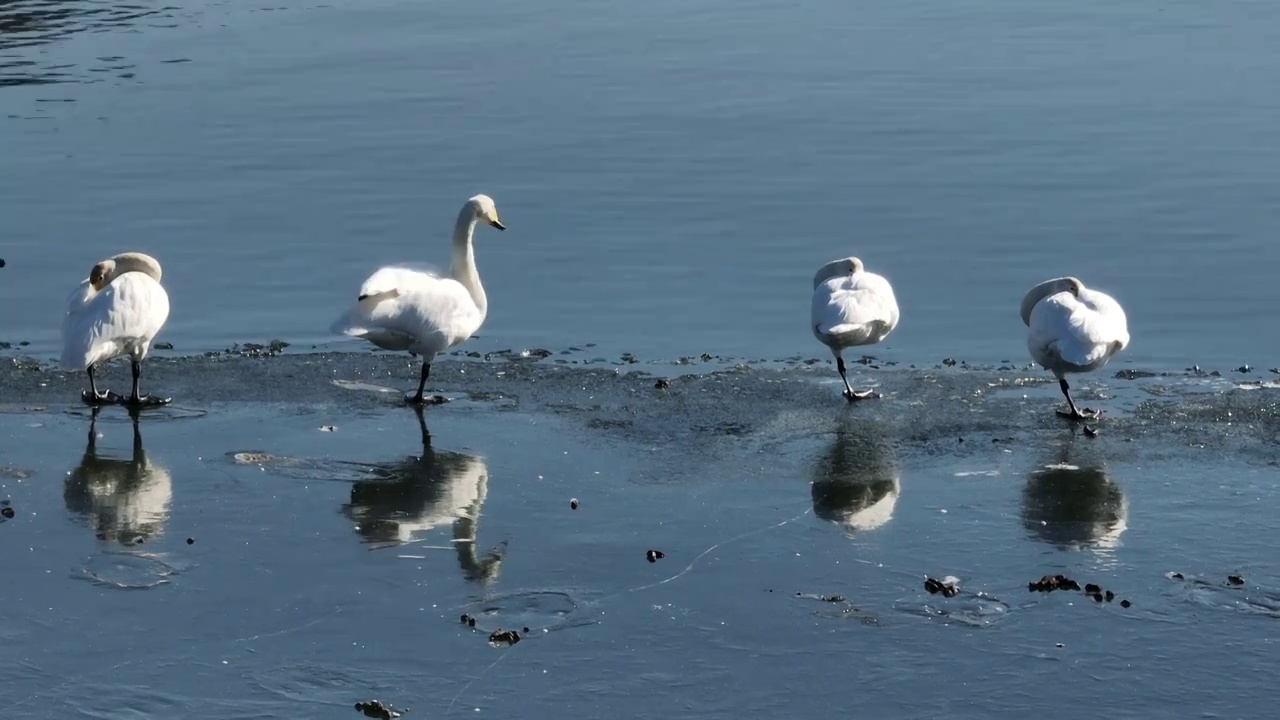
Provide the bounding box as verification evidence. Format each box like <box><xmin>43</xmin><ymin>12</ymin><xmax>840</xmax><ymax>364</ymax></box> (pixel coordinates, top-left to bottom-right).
<box><xmin>0</xmin><ymin>0</ymin><xmax>181</xmax><ymax>87</ymax></box>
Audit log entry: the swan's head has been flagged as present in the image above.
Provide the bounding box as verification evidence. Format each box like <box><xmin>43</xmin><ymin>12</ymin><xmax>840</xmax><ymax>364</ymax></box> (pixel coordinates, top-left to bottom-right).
<box><xmin>1019</xmin><ymin>276</ymin><xmax>1084</xmax><ymax>326</ymax></box>
<box><xmin>813</xmin><ymin>256</ymin><xmax>864</xmax><ymax>289</ymax></box>
<box><xmin>468</xmin><ymin>194</ymin><xmax>505</xmax><ymax>231</ymax></box>
<box><xmin>89</xmin><ymin>252</ymin><xmax>163</xmax><ymax>290</ymax></box>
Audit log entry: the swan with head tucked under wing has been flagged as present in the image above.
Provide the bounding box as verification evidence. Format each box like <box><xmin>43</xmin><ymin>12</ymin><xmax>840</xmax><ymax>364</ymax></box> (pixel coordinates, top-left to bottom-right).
<box><xmin>1021</xmin><ymin>276</ymin><xmax>1129</xmax><ymax>421</ymax></box>
<box><xmin>332</xmin><ymin>194</ymin><xmax>505</xmax><ymax>405</ymax></box>
<box><xmin>811</xmin><ymin>256</ymin><xmax>900</xmax><ymax>401</ymax></box>
<box><xmin>61</xmin><ymin>251</ymin><xmax>171</xmax><ymax>407</ymax></box>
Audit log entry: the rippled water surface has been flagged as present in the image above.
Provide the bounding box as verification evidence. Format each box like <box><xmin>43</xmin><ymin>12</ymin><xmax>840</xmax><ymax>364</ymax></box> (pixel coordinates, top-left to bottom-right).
<box><xmin>4</xmin><ymin>1</ymin><xmax>1280</xmax><ymax>717</ymax></box>
<box><xmin>4</xmin><ymin>0</ymin><xmax>1280</xmax><ymax>368</ymax></box>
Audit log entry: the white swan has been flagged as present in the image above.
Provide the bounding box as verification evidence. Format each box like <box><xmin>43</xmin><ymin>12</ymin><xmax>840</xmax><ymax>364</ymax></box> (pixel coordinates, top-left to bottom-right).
<box><xmin>61</xmin><ymin>252</ymin><xmax>171</xmax><ymax>406</ymax></box>
<box><xmin>811</xmin><ymin>256</ymin><xmax>900</xmax><ymax>401</ymax></box>
<box><xmin>1021</xmin><ymin>276</ymin><xmax>1129</xmax><ymax>420</ymax></box>
<box><xmin>332</xmin><ymin>194</ymin><xmax>505</xmax><ymax>404</ymax></box>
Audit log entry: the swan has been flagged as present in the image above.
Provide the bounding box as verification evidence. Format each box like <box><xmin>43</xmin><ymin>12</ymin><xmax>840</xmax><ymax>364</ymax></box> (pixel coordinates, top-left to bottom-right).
<box><xmin>332</xmin><ymin>194</ymin><xmax>505</xmax><ymax>405</ymax></box>
<box><xmin>61</xmin><ymin>252</ymin><xmax>171</xmax><ymax>406</ymax></box>
<box><xmin>811</xmin><ymin>256</ymin><xmax>900</xmax><ymax>401</ymax></box>
<box><xmin>1021</xmin><ymin>276</ymin><xmax>1129</xmax><ymax>421</ymax></box>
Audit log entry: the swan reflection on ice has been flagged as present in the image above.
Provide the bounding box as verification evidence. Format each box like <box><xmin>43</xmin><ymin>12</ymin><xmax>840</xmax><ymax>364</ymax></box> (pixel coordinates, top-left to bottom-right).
<box><xmin>810</xmin><ymin>417</ymin><xmax>900</xmax><ymax>534</ymax></box>
<box><xmin>1022</xmin><ymin>446</ymin><xmax>1128</xmax><ymax>552</ymax></box>
<box><xmin>342</xmin><ymin>407</ymin><xmax>505</xmax><ymax>582</ymax></box>
<box><xmin>64</xmin><ymin>406</ymin><xmax>172</xmax><ymax>546</ymax></box>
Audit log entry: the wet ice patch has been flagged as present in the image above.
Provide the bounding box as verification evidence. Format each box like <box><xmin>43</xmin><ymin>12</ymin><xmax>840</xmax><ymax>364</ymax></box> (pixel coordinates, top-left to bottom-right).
<box><xmin>226</xmin><ymin>451</ymin><xmax>368</xmax><ymax>483</ymax></box>
<box><xmin>894</xmin><ymin>589</ymin><xmax>1011</xmax><ymax>627</ymax></box>
<box><xmin>77</xmin><ymin>552</ymin><xmax>179</xmax><ymax>589</ymax></box>
<box><xmin>62</xmin><ymin>405</ymin><xmax>207</xmax><ymax>422</ymax></box>
<box><xmin>1166</xmin><ymin>572</ymin><xmax>1280</xmax><ymax>619</ymax></box>
<box><xmin>458</xmin><ymin>590</ymin><xmax>591</xmax><ymax>637</ymax></box>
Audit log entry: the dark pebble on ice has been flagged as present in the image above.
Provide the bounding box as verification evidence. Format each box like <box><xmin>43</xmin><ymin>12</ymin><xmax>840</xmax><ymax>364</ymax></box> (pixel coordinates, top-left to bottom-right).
<box><xmin>570</xmin><ymin>498</ymin><xmax>579</xmax><ymax>510</ymax></box>
<box><xmin>1084</xmin><ymin>583</ymin><xmax>1102</xmax><ymax>594</ymax></box>
<box><xmin>186</xmin><ymin>537</ymin><xmax>194</xmax><ymax>545</ymax></box>
<box><xmin>353</xmin><ymin>700</ymin><xmax>402</xmax><ymax>719</ymax></box>
<box><xmin>646</xmin><ymin>549</ymin><xmax>665</xmax><ymax>563</ymax></box>
<box><xmin>924</xmin><ymin>577</ymin><xmax>959</xmax><ymax>598</ymax></box>
<box><xmin>1120</xmin><ymin>600</ymin><xmax>1131</xmax><ymax>608</ymax></box>
<box><xmin>1028</xmin><ymin>574</ymin><xmax>1080</xmax><ymax>592</ymax></box>
<box><xmin>654</xmin><ymin>378</ymin><xmax>670</xmax><ymax>389</ymax></box>
<box><xmin>1228</xmin><ymin>574</ymin><xmax>1245</xmax><ymax>585</ymax></box>
<box><xmin>1083</xmin><ymin>425</ymin><xmax>1098</xmax><ymax>437</ymax></box>
<box><xmin>1105</xmin><ymin>590</ymin><xmax>1115</xmax><ymax>602</ymax></box>
<box><xmin>489</xmin><ymin>629</ymin><xmax>521</xmax><ymax>646</ymax></box>
<box><xmin>0</xmin><ymin>506</ymin><xmax>14</xmax><ymax>519</ymax></box>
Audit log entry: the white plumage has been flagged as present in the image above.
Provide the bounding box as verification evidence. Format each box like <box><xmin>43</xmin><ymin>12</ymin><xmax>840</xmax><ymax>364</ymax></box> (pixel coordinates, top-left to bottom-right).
<box><xmin>333</xmin><ymin>194</ymin><xmax>505</xmax><ymax>404</ymax></box>
<box><xmin>811</xmin><ymin>256</ymin><xmax>900</xmax><ymax>401</ymax></box>
<box><xmin>61</xmin><ymin>252</ymin><xmax>171</xmax><ymax>405</ymax></box>
<box><xmin>1021</xmin><ymin>276</ymin><xmax>1129</xmax><ymax>420</ymax></box>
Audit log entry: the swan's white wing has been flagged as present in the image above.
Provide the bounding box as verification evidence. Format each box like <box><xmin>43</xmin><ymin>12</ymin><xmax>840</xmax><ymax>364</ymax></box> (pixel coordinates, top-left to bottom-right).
<box><xmin>811</xmin><ymin>272</ymin><xmax>900</xmax><ymax>346</ymax></box>
<box><xmin>1079</xmin><ymin>288</ymin><xmax>1130</xmax><ymax>353</ymax></box>
<box><xmin>61</xmin><ymin>273</ymin><xmax>170</xmax><ymax>370</ymax></box>
<box><xmin>334</xmin><ymin>267</ymin><xmax>483</xmax><ymax>357</ymax></box>
<box><xmin>355</xmin><ymin>266</ymin><xmax>443</xmax><ymax>300</ymax></box>
<box><xmin>1028</xmin><ymin>290</ymin><xmax>1128</xmax><ymax>370</ymax></box>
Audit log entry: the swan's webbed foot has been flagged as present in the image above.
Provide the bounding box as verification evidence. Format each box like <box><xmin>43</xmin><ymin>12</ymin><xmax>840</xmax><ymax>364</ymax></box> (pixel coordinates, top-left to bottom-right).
<box><xmin>126</xmin><ymin>394</ymin><xmax>172</xmax><ymax>408</ymax></box>
<box><xmin>843</xmin><ymin>388</ymin><xmax>881</xmax><ymax>402</ymax></box>
<box><xmin>404</xmin><ymin>391</ymin><xmax>449</xmax><ymax>406</ymax></box>
<box><xmin>1056</xmin><ymin>407</ymin><xmax>1100</xmax><ymax>421</ymax></box>
<box><xmin>81</xmin><ymin>389</ymin><xmax>124</xmax><ymax>405</ymax></box>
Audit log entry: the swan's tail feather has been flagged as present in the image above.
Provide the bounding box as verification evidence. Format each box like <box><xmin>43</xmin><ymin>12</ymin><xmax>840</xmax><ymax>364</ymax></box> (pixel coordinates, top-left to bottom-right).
<box><xmin>818</xmin><ymin>320</ymin><xmax>888</xmax><ymax>345</ymax></box>
<box><xmin>331</xmin><ymin>304</ymin><xmax>416</xmax><ymax>352</ymax></box>
<box><xmin>820</xmin><ymin>322</ymin><xmax>863</xmax><ymax>337</ymax></box>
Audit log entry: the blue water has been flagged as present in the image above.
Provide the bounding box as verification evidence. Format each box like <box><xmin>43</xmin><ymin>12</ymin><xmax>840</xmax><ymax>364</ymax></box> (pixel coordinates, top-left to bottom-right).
<box><xmin>4</xmin><ymin>0</ymin><xmax>1280</xmax><ymax>370</ymax></box>
<box><xmin>4</xmin><ymin>5</ymin><xmax>1280</xmax><ymax>716</ymax></box>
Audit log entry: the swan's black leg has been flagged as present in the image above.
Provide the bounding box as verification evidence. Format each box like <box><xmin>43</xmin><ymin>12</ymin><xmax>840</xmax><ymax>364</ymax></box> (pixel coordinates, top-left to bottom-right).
<box><xmin>126</xmin><ymin>359</ymin><xmax>171</xmax><ymax>407</ymax></box>
<box><xmin>837</xmin><ymin>356</ymin><xmax>880</xmax><ymax>401</ymax></box>
<box><xmin>81</xmin><ymin>365</ymin><xmax>121</xmax><ymax>405</ymax></box>
<box><xmin>405</xmin><ymin>361</ymin><xmax>449</xmax><ymax>406</ymax></box>
<box><xmin>411</xmin><ymin>362</ymin><xmax>430</xmax><ymax>405</ymax></box>
<box><xmin>407</xmin><ymin>358</ymin><xmax>453</xmax><ymax>404</ymax></box>
<box><xmin>1055</xmin><ymin>377</ymin><xmax>1099</xmax><ymax>421</ymax></box>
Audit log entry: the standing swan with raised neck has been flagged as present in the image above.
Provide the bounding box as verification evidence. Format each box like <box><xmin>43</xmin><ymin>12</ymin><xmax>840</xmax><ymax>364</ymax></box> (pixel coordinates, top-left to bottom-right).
<box><xmin>334</xmin><ymin>194</ymin><xmax>507</xmax><ymax>405</ymax></box>
<box><xmin>62</xmin><ymin>251</ymin><xmax>172</xmax><ymax>407</ymax></box>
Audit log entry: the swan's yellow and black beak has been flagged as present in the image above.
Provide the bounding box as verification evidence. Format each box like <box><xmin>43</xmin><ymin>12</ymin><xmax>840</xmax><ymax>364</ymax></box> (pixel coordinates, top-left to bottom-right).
<box><xmin>490</xmin><ymin>219</ymin><xmax>506</xmax><ymax>231</ymax></box>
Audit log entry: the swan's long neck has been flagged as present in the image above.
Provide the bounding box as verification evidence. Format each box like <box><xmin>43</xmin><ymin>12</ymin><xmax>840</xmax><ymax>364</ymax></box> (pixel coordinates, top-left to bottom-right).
<box><xmin>449</xmin><ymin>207</ymin><xmax>487</xmax><ymax>318</ymax></box>
<box><xmin>108</xmin><ymin>252</ymin><xmax>164</xmax><ymax>284</ymax></box>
